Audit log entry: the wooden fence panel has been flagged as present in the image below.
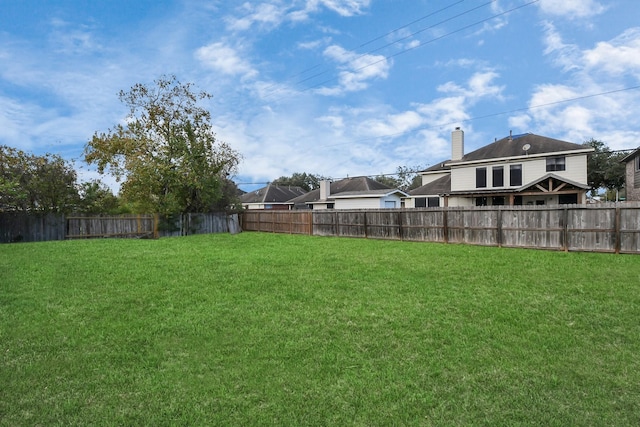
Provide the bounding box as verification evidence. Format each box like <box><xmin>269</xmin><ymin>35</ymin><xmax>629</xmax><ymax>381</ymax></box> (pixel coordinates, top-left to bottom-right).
<box><xmin>336</xmin><ymin>211</ymin><xmax>367</xmax><ymax>238</ymax></box>
<box><xmin>619</xmin><ymin>206</ymin><xmax>640</xmax><ymax>254</ymax></box>
<box><xmin>67</xmin><ymin>215</ymin><xmax>157</xmax><ymax>239</ymax></box>
<box><xmin>0</xmin><ymin>212</ymin><xmax>66</xmax><ymax>243</ymax></box>
<box><xmin>566</xmin><ymin>207</ymin><xmax>617</xmax><ymax>253</ymax></box>
<box><xmin>400</xmin><ymin>209</ymin><xmax>445</xmax><ymax>243</ymax></box>
<box><xmin>241</xmin><ymin>210</ymin><xmax>311</xmax><ymax>235</ymax></box>
<box><xmin>313</xmin><ymin>211</ymin><xmax>338</xmax><ymax>236</ymax></box>
<box><xmin>500</xmin><ymin>207</ymin><xmax>564</xmax><ymax>250</ymax></box>
<box><xmin>446</xmin><ymin>208</ymin><xmax>499</xmax><ymax>246</ymax></box>
<box><xmin>363</xmin><ymin>211</ymin><xmax>402</xmax><ymax>240</ymax></box>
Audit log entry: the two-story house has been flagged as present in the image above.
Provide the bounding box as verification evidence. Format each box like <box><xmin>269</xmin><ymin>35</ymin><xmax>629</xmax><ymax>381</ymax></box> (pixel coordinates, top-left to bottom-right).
<box><xmin>621</xmin><ymin>147</ymin><xmax>640</xmax><ymax>201</ymax></box>
<box><xmin>406</xmin><ymin>128</ymin><xmax>594</xmax><ymax>207</ymax></box>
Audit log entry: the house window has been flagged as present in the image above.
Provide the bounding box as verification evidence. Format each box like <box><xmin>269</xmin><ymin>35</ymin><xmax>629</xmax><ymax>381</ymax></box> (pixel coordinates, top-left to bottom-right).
<box><xmin>427</xmin><ymin>197</ymin><xmax>440</xmax><ymax>207</ymax></box>
<box><xmin>492</xmin><ymin>196</ymin><xmax>505</xmax><ymax>206</ymax></box>
<box><xmin>546</xmin><ymin>156</ymin><xmax>566</xmax><ymax>172</ymax></box>
<box><xmin>510</xmin><ymin>164</ymin><xmax>522</xmax><ymax>186</ymax></box>
<box><xmin>327</xmin><ymin>203</ymin><xmax>335</xmax><ymax>209</ymax></box>
<box><xmin>476</xmin><ymin>167</ymin><xmax>487</xmax><ymax>188</ymax></box>
<box><xmin>492</xmin><ymin>166</ymin><xmax>504</xmax><ymax>187</ymax></box>
<box><xmin>636</xmin><ymin>156</ymin><xmax>640</xmax><ymax>171</ymax></box>
<box><xmin>415</xmin><ymin>197</ymin><xmax>427</xmax><ymax>208</ymax></box>
<box><xmin>475</xmin><ymin>197</ymin><xmax>487</xmax><ymax>206</ymax></box>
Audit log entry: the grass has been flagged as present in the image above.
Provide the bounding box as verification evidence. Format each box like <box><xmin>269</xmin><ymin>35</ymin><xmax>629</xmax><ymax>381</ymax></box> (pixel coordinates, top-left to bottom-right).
<box><xmin>1</xmin><ymin>232</ymin><xmax>640</xmax><ymax>426</ymax></box>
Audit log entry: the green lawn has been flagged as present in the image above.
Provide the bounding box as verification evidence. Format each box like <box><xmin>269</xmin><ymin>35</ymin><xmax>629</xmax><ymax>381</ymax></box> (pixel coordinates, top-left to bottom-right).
<box><xmin>2</xmin><ymin>233</ymin><xmax>640</xmax><ymax>426</ymax></box>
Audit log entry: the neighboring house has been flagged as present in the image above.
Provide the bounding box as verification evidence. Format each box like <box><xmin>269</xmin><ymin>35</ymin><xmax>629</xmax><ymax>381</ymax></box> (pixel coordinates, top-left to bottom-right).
<box><xmin>240</xmin><ymin>183</ymin><xmax>307</xmax><ymax>210</ymax></box>
<box><xmin>289</xmin><ymin>176</ymin><xmax>408</xmax><ymax>210</ymax></box>
<box><xmin>405</xmin><ymin>128</ymin><xmax>594</xmax><ymax>207</ymax></box>
<box><xmin>621</xmin><ymin>147</ymin><xmax>640</xmax><ymax>201</ymax></box>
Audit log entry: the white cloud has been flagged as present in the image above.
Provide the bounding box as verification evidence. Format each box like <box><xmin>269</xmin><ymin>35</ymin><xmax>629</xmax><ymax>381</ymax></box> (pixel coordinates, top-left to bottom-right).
<box><xmin>537</xmin><ymin>0</ymin><xmax>606</xmax><ymax>18</ymax></box>
<box><xmin>300</xmin><ymin>0</ymin><xmax>370</xmax><ymax>18</ymax></box>
<box><xmin>316</xmin><ymin>45</ymin><xmax>390</xmax><ymax>95</ymax></box>
<box><xmin>437</xmin><ymin>70</ymin><xmax>504</xmax><ymax>100</ymax></box>
<box><xmin>225</xmin><ymin>3</ymin><xmax>287</xmax><ymax>31</ymax></box>
<box><xmin>195</xmin><ymin>42</ymin><xmax>257</xmax><ymax>78</ymax></box>
<box><xmin>583</xmin><ymin>28</ymin><xmax>640</xmax><ymax>77</ymax></box>
<box><xmin>541</xmin><ymin>22</ymin><xmax>582</xmax><ymax>71</ymax></box>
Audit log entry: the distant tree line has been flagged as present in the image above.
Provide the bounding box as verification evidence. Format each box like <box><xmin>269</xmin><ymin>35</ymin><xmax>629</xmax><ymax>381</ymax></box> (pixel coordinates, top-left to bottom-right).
<box><xmin>0</xmin><ymin>145</ymin><xmax>119</xmax><ymax>214</ymax></box>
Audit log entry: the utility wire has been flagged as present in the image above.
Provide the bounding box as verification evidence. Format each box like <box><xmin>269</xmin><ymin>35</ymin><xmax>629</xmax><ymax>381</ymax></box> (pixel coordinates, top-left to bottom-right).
<box><xmin>291</xmin><ymin>0</ymin><xmax>488</xmax><ymax>87</ymax></box>
<box><xmin>261</xmin><ymin>0</ymin><xmax>486</xmax><ymax>96</ymax></box>
<box><xmin>300</xmin><ymin>0</ymin><xmax>539</xmax><ymax>95</ymax></box>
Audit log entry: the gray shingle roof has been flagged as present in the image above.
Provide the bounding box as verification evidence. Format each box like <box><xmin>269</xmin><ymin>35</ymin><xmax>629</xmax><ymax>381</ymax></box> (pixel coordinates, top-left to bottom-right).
<box><xmin>289</xmin><ymin>176</ymin><xmax>393</xmax><ymax>204</ymax></box>
<box><xmin>454</xmin><ymin>133</ymin><xmax>589</xmax><ymax>163</ymax></box>
<box><xmin>409</xmin><ymin>175</ymin><xmax>451</xmax><ymax>196</ymax></box>
<box><xmin>240</xmin><ymin>183</ymin><xmax>307</xmax><ymax>204</ymax></box>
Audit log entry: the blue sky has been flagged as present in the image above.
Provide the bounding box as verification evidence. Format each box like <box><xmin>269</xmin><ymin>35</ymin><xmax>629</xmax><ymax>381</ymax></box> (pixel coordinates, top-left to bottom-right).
<box><xmin>1</xmin><ymin>0</ymin><xmax>639</xmax><ymax>192</ymax></box>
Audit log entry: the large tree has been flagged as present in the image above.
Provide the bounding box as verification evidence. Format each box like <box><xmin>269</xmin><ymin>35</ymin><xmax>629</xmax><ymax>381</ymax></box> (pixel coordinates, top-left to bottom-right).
<box><xmin>85</xmin><ymin>75</ymin><xmax>241</xmax><ymax>214</ymax></box>
<box><xmin>0</xmin><ymin>145</ymin><xmax>79</xmax><ymax>213</ymax></box>
<box><xmin>583</xmin><ymin>139</ymin><xmax>626</xmax><ymax>197</ymax></box>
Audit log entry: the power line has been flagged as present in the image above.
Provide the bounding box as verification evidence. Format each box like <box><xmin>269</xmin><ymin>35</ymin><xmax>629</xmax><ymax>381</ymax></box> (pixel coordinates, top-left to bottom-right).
<box><xmin>290</xmin><ymin>0</ymin><xmax>489</xmax><ymax>88</ymax></box>
<box><xmin>262</xmin><ymin>0</ymin><xmax>491</xmax><ymax>98</ymax></box>
<box><xmin>300</xmin><ymin>0</ymin><xmax>539</xmax><ymax>95</ymax></box>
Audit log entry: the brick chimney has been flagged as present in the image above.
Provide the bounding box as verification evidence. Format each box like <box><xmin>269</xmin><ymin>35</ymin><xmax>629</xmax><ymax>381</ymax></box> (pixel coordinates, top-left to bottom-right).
<box><xmin>452</xmin><ymin>127</ymin><xmax>464</xmax><ymax>161</ymax></box>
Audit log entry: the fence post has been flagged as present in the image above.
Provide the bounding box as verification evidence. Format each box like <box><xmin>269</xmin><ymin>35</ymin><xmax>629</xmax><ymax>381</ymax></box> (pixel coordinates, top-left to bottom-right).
<box><xmin>364</xmin><ymin>211</ymin><xmax>368</xmax><ymax>238</ymax></box>
<box><xmin>562</xmin><ymin>207</ymin><xmax>569</xmax><ymax>252</ymax></box>
<box><xmin>397</xmin><ymin>210</ymin><xmax>404</xmax><ymax>241</ymax></box>
<box><xmin>615</xmin><ymin>206</ymin><xmax>621</xmax><ymax>254</ymax></box>
<box><xmin>443</xmin><ymin>208</ymin><xmax>449</xmax><ymax>244</ymax></box>
<box><xmin>496</xmin><ymin>208</ymin><xmax>502</xmax><ymax>248</ymax></box>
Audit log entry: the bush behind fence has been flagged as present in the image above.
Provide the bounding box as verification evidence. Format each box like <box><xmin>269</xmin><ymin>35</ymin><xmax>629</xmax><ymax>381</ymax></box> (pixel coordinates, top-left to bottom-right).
<box><xmin>241</xmin><ymin>203</ymin><xmax>640</xmax><ymax>254</ymax></box>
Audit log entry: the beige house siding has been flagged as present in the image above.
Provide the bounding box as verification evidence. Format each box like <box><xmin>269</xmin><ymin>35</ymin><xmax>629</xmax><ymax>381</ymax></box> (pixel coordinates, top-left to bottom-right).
<box><xmin>334</xmin><ymin>195</ymin><xmax>402</xmax><ymax>210</ymax></box>
<box><xmin>450</xmin><ymin>154</ymin><xmax>588</xmax><ymax>192</ymax></box>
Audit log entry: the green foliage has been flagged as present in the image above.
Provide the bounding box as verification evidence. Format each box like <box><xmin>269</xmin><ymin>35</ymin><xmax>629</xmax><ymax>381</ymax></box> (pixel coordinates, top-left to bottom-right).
<box><xmin>77</xmin><ymin>180</ymin><xmax>120</xmax><ymax>214</ymax></box>
<box><xmin>272</xmin><ymin>172</ymin><xmax>325</xmax><ymax>192</ymax></box>
<box><xmin>0</xmin><ymin>145</ymin><xmax>79</xmax><ymax>213</ymax></box>
<box><xmin>2</xmin><ymin>234</ymin><xmax>640</xmax><ymax>425</ymax></box>
<box><xmin>85</xmin><ymin>75</ymin><xmax>241</xmax><ymax>214</ymax></box>
<box><xmin>374</xmin><ymin>165</ymin><xmax>425</xmax><ymax>191</ymax></box>
<box><xmin>584</xmin><ymin>138</ymin><xmax>626</xmax><ymax>193</ymax></box>
<box><xmin>373</xmin><ymin>173</ymin><xmax>402</xmax><ymax>188</ymax></box>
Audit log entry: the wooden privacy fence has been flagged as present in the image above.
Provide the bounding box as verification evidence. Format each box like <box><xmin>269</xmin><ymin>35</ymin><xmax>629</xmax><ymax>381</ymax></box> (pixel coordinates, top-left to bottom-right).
<box><xmin>0</xmin><ymin>212</ymin><xmax>239</xmax><ymax>243</ymax></box>
<box><xmin>241</xmin><ymin>204</ymin><xmax>640</xmax><ymax>254</ymax></box>
<box><xmin>67</xmin><ymin>215</ymin><xmax>158</xmax><ymax>239</ymax></box>
<box><xmin>0</xmin><ymin>212</ymin><xmax>66</xmax><ymax>243</ymax></box>
<box><xmin>241</xmin><ymin>210</ymin><xmax>313</xmax><ymax>235</ymax></box>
